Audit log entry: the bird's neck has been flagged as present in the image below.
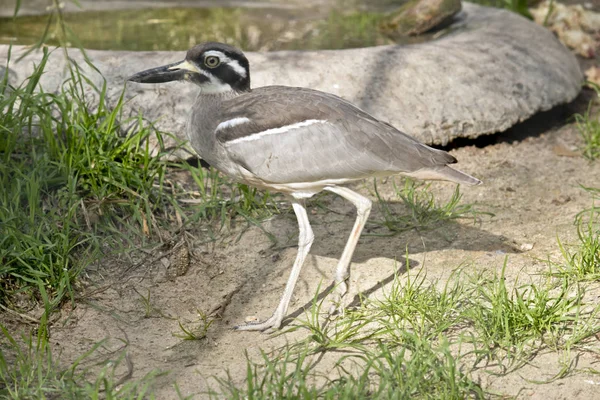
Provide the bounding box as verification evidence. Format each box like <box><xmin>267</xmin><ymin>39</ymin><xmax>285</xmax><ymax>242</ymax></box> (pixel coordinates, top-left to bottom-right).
<box><xmin>197</xmin><ymin>89</ymin><xmax>244</xmax><ymax>104</ymax></box>
<box><xmin>194</xmin><ymin>90</ymin><xmax>240</xmax><ymax>115</ymax></box>
<box><xmin>187</xmin><ymin>90</ymin><xmax>240</xmax><ymax>153</ymax></box>
<box><xmin>186</xmin><ymin>90</ymin><xmax>244</xmax><ymax>173</ymax></box>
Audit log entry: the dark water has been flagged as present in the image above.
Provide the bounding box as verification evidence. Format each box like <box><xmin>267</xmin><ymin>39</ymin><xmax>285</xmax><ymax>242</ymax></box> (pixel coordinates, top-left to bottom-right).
<box><xmin>0</xmin><ymin>6</ymin><xmax>438</xmax><ymax>52</ymax></box>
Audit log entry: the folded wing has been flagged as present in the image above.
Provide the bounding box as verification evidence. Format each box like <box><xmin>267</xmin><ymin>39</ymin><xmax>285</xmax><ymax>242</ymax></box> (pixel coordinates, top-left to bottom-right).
<box><xmin>216</xmin><ymin>86</ymin><xmax>478</xmax><ymax>185</ymax></box>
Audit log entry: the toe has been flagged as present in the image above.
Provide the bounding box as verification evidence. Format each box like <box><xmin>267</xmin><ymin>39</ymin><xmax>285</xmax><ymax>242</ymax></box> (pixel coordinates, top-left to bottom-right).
<box><xmin>234</xmin><ymin>314</ymin><xmax>282</xmax><ymax>332</ymax></box>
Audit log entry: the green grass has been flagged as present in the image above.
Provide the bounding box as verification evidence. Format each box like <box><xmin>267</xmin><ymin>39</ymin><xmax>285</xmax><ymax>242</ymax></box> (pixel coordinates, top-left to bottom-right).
<box><xmin>0</xmin><ymin>44</ymin><xmax>278</xmax><ymax>396</ymax></box>
<box><xmin>552</xmin><ymin>187</ymin><xmax>600</xmax><ymax>281</ymax></box>
<box><xmin>0</xmin><ymin>43</ymin><xmax>282</xmax><ymax>398</ymax></box>
<box><xmin>174</xmin><ymin>310</ymin><xmax>216</xmax><ymax>340</ymax></box>
<box><xmin>181</xmin><ymin>161</ymin><xmax>280</xmax><ymax>239</ymax></box>
<box><xmin>211</xmin><ymin>333</ymin><xmax>483</xmax><ymax>399</ymax></box>
<box><xmin>0</xmin><ymin>47</ymin><xmax>175</xmax><ymax>396</ymax></box>
<box><xmin>0</xmin><ymin>46</ymin><xmax>171</xmax><ymax>307</ymax></box>
<box><xmin>369</xmin><ymin>178</ymin><xmax>485</xmax><ymax>236</ymax></box>
<box><xmin>0</xmin><ymin>45</ymin><xmax>281</xmax><ymax>309</ymax></box>
<box><xmin>556</xmin><ymin>216</ymin><xmax>600</xmax><ymax>281</ymax></box>
<box><xmin>465</xmin><ymin>260</ymin><xmax>589</xmax><ymax>359</ymax></box>
<box><xmin>207</xmin><ymin>206</ymin><xmax>600</xmax><ymax>397</ymax></box>
<box><xmin>575</xmin><ymin>101</ymin><xmax>600</xmax><ymax>161</ymax></box>
<box><xmin>208</xmin><ymin>256</ymin><xmax>600</xmax><ymax>398</ymax></box>
<box><xmin>0</xmin><ymin>325</ymin><xmax>161</xmax><ymax>399</ymax></box>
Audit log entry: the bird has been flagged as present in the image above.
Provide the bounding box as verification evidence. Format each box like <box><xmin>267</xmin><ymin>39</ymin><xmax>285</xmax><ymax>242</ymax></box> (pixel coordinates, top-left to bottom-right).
<box><xmin>127</xmin><ymin>42</ymin><xmax>481</xmax><ymax>332</ymax></box>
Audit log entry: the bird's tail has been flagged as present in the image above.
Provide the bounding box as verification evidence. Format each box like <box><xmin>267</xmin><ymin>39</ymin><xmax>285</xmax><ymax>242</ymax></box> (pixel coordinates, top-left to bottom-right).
<box><xmin>404</xmin><ymin>166</ymin><xmax>482</xmax><ymax>186</ymax></box>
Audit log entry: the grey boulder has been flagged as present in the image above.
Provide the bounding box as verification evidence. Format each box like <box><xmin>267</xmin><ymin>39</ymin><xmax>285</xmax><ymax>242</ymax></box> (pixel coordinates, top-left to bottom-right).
<box><xmin>1</xmin><ymin>3</ymin><xmax>583</xmax><ymax>154</ymax></box>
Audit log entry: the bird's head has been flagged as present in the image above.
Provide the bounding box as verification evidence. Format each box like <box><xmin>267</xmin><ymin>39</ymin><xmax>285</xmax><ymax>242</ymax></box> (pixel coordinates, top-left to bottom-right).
<box><xmin>127</xmin><ymin>42</ymin><xmax>250</xmax><ymax>93</ymax></box>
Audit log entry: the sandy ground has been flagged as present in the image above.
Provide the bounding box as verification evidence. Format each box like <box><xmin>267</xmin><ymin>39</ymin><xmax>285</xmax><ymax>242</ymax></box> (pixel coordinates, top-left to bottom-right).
<box><xmin>6</xmin><ymin>89</ymin><xmax>589</xmax><ymax>399</ymax></box>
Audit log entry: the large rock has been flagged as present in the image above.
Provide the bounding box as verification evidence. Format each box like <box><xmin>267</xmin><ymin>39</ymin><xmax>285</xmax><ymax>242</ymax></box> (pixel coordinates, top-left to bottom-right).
<box><xmin>0</xmin><ymin>3</ymin><xmax>583</xmax><ymax>151</ymax></box>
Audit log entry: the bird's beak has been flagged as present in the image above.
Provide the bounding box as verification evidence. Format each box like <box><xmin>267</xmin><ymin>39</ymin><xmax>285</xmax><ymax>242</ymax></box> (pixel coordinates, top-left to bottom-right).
<box><xmin>127</xmin><ymin>60</ymin><xmax>201</xmax><ymax>84</ymax></box>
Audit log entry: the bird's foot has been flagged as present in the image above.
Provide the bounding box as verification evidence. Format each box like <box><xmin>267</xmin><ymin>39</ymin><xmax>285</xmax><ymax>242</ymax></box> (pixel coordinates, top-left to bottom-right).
<box><xmin>234</xmin><ymin>312</ymin><xmax>283</xmax><ymax>332</ymax></box>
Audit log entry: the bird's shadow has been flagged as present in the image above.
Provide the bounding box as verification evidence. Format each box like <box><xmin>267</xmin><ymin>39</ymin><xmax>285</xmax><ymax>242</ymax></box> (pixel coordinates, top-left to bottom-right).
<box><xmin>315</xmin><ymin>216</ymin><xmax>516</xmax><ymax>263</ymax></box>
<box><xmin>268</xmin><ymin>193</ymin><xmax>517</xmax><ymax>265</ymax></box>
<box><xmin>281</xmin><ymin>254</ymin><xmax>418</xmax><ymax>328</ymax></box>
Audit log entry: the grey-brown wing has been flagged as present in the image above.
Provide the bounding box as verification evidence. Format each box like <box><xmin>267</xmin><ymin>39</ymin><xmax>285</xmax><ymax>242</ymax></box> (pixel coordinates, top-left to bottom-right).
<box><xmin>218</xmin><ymin>86</ymin><xmax>455</xmax><ymax>184</ymax></box>
<box><xmin>215</xmin><ymin>87</ymin><xmax>359</xmax><ymax>142</ymax></box>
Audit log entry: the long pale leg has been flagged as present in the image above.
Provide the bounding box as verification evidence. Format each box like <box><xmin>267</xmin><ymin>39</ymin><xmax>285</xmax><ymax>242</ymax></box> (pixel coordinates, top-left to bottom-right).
<box><xmin>323</xmin><ymin>186</ymin><xmax>372</xmax><ymax>311</ymax></box>
<box><xmin>236</xmin><ymin>200</ymin><xmax>314</xmax><ymax>331</ymax></box>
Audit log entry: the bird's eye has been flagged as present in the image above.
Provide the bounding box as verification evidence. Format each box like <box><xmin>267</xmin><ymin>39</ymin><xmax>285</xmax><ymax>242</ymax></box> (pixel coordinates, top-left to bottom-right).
<box><xmin>205</xmin><ymin>56</ymin><xmax>220</xmax><ymax>68</ymax></box>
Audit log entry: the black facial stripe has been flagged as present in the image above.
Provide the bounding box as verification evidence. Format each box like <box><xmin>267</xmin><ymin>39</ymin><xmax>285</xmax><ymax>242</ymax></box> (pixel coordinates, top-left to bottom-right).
<box><xmin>199</xmin><ymin>59</ymin><xmax>249</xmax><ymax>91</ymax></box>
<box><xmin>188</xmin><ymin>72</ymin><xmax>210</xmax><ymax>86</ymax></box>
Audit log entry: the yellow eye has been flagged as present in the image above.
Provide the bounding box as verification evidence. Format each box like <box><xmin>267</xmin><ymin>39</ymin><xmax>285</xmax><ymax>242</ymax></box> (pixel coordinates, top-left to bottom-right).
<box><xmin>205</xmin><ymin>56</ymin><xmax>220</xmax><ymax>68</ymax></box>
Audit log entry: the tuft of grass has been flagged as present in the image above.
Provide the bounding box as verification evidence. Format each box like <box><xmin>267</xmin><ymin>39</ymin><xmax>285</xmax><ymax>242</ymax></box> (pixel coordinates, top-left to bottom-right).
<box><xmin>370</xmin><ymin>178</ymin><xmax>483</xmax><ymax>236</ymax></box>
<box><xmin>173</xmin><ymin>310</ymin><xmax>216</xmax><ymax>341</ymax></box>
<box><xmin>465</xmin><ymin>258</ymin><xmax>590</xmax><ymax>361</ymax></box>
<box><xmin>0</xmin><ymin>324</ymin><xmax>161</xmax><ymax>399</ymax></box>
<box><xmin>209</xmin><ymin>249</ymin><xmax>600</xmax><ymax>397</ymax></box>
<box><xmin>0</xmin><ymin>46</ymin><xmax>173</xmax><ymax>307</ymax></box>
<box><xmin>211</xmin><ymin>349</ymin><xmax>319</xmax><ymax>399</ymax></box>
<box><xmin>181</xmin><ymin>161</ymin><xmax>281</xmax><ymax>238</ymax></box>
<box><xmin>337</xmin><ymin>336</ymin><xmax>483</xmax><ymax>400</ymax></box>
<box><xmin>211</xmin><ymin>335</ymin><xmax>483</xmax><ymax>399</ymax></box>
<box><xmin>287</xmin><ymin>267</ymin><xmax>470</xmax><ymax>357</ymax></box>
<box><xmin>556</xmin><ymin>214</ymin><xmax>600</xmax><ymax>281</ymax></box>
<box><xmin>288</xmin><ymin>264</ymin><xmax>467</xmax><ymax>348</ymax></box>
<box><xmin>0</xmin><ymin>43</ymin><xmax>281</xmax><ymax>399</ymax></box>
<box><xmin>574</xmin><ymin>100</ymin><xmax>600</xmax><ymax>160</ymax></box>
<box><xmin>0</xmin><ymin>45</ymin><xmax>282</xmax><ymax>308</ymax></box>
<box><xmin>552</xmin><ymin>187</ymin><xmax>600</xmax><ymax>281</ymax></box>
<box><xmin>371</xmin><ymin>268</ymin><xmax>468</xmax><ymax>339</ymax></box>
<box><xmin>289</xmin><ymin>289</ymin><xmax>384</xmax><ymax>354</ymax></box>
<box><xmin>133</xmin><ymin>287</ymin><xmax>164</xmax><ymax>319</ymax></box>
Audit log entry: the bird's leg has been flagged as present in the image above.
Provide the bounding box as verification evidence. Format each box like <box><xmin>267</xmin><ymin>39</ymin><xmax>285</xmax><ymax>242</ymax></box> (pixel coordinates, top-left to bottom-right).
<box><xmin>323</xmin><ymin>186</ymin><xmax>372</xmax><ymax>313</ymax></box>
<box><xmin>235</xmin><ymin>200</ymin><xmax>314</xmax><ymax>331</ymax></box>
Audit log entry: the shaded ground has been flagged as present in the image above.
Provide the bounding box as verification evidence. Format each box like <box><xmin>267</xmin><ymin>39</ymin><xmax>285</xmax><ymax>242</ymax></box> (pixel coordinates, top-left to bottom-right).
<box><xmin>18</xmin><ymin>90</ymin><xmax>597</xmax><ymax>398</ymax></box>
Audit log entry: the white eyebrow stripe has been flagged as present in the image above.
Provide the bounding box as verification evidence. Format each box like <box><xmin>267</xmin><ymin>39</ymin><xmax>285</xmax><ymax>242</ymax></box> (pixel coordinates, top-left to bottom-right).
<box><xmin>226</xmin><ymin>119</ymin><xmax>328</xmax><ymax>145</ymax></box>
<box><xmin>204</xmin><ymin>50</ymin><xmax>248</xmax><ymax>78</ymax></box>
<box><xmin>215</xmin><ymin>117</ymin><xmax>251</xmax><ymax>132</ymax></box>
<box><xmin>226</xmin><ymin>59</ymin><xmax>247</xmax><ymax>78</ymax></box>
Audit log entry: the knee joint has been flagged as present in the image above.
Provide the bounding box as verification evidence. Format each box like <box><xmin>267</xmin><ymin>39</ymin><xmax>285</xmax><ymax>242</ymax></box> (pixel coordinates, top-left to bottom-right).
<box><xmin>356</xmin><ymin>198</ymin><xmax>372</xmax><ymax>217</ymax></box>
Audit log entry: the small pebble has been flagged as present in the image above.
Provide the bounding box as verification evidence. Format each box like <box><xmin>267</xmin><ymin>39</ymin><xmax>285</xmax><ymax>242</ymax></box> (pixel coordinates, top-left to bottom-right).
<box><xmin>520</xmin><ymin>243</ymin><xmax>534</xmax><ymax>251</ymax></box>
<box><xmin>245</xmin><ymin>315</ymin><xmax>259</xmax><ymax>323</ymax></box>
